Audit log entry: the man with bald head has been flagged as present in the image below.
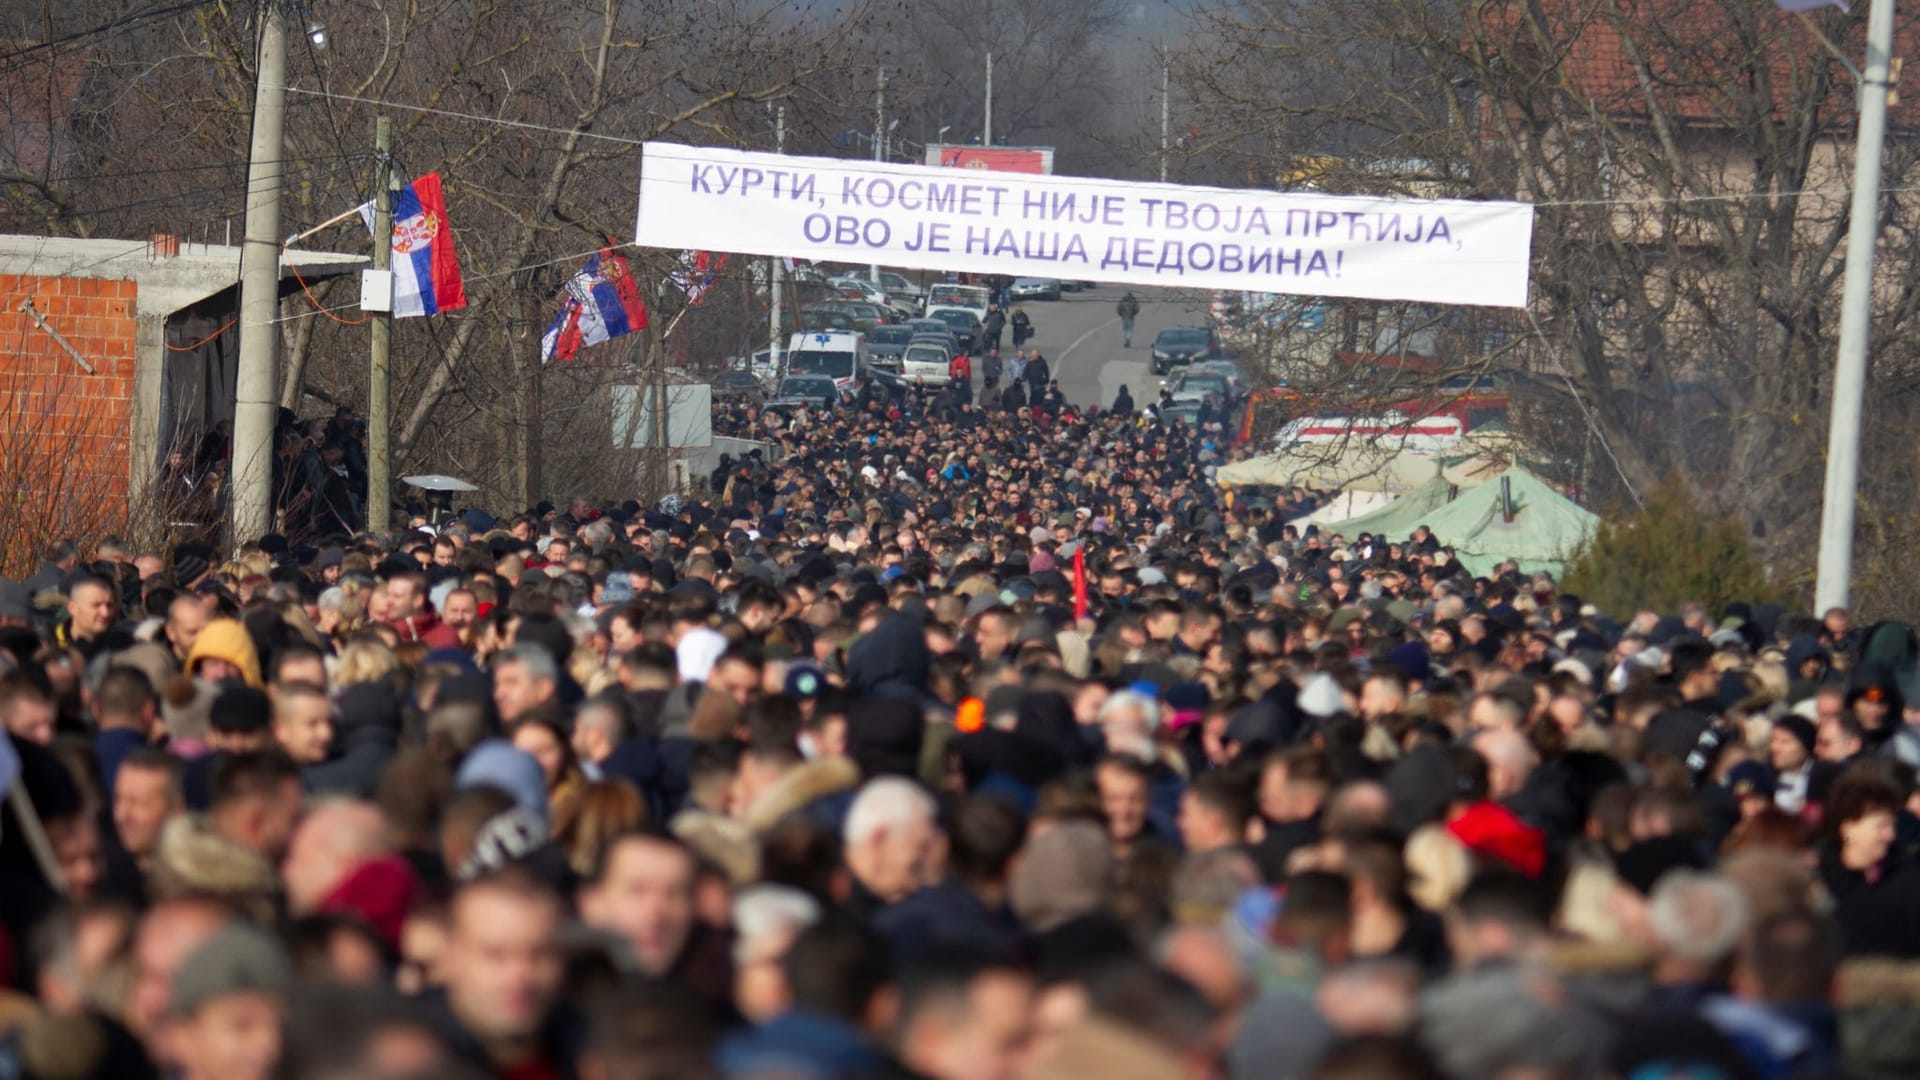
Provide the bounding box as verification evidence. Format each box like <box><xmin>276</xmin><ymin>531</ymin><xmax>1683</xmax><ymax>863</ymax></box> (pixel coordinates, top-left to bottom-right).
<box><xmin>282</xmin><ymin>798</ymin><xmax>415</xmax><ymax>949</ymax></box>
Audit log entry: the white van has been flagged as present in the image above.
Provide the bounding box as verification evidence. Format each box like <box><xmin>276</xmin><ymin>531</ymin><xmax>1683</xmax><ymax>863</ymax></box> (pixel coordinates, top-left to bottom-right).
<box><xmin>925</xmin><ymin>282</ymin><xmax>991</xmax><ymax>325</ymax></box>
<box><xmin>785</xmin><ymin>330</ymin><xmax>867</xmax><ymax>393</ymax></box>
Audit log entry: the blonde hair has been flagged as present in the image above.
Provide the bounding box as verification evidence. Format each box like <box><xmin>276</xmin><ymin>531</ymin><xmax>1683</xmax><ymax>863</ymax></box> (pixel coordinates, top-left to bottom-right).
<box><xmin>1557</xmin><ymin>857</ymin><xmax>1629</xmax><ymax>945</ymax></box>
<box><xmin>335</xmin><ymin>638</ymin><xmax>399</xmax><ymax>688</ymax></box>
<box><xmin>1403</xmin><ymin>825</ymin><xmax>1472</xmax><ymax>913</ymax></box>
<box><xmin>561</xmin><ymin>780</ymin><xmax>650</xmax><ymax>877</ymax></box>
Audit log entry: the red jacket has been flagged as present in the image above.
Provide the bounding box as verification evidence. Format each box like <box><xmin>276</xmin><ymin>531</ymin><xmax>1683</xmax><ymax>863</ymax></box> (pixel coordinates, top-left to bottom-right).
<box><xmin>391</xmin><ymin>610</ymin><xmax>461</xmax><ymax>650</ymax></box>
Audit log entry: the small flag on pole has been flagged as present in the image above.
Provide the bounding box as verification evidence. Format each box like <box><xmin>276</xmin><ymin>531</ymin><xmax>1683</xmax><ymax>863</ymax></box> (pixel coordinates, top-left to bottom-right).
<box><xmin>540</xmin><ymin>248</ymin><xmax>648</xmax><ymax>363</ymax></box>
<box><xmin>359</xmin><ymin>173</ymin><xmax>466</xmax><ymax>317</ymax></box>
<box><xmin>668</xmin><ymin>250</ymin><xmax>727</xmax><ymax>305</ymax></box>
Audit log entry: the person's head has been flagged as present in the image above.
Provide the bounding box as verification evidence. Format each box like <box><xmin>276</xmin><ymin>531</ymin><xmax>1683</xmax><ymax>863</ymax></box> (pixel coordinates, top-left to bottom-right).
<box><xmin>1179</xmin><ymin>769</ymin><xmax>1253</xmax><ymax>854</ymax></box>
<box><xmin>783</xmin><ymin>914</ymin><xmax>894</xmax><ymax>1029</ymax></box>
<box><xmin>1095</xmin><ymin>755</ymin><xmax>1151</xmax><ymax>848</ymax></box>
<box><xmin>733</xmin><ymin>885</ymin><xmax>822</xmax><ymax>1022</ymax></box>
<box><xmin>268</xmin><ymin>643</ymin><xmax>328</xmax><ymax>692</ymax></box>
<box><xmin>710</xmin><ymin>648</ymin><xmax>763</xmax><ymax>708</ymax></box>
<box><xmin>114</xmin><ymin>749</ymin><xmax>184</xmax><ymax>860</ymax></box>
<box><xmin>95</xmin><ymin>665</ymin><xmax>159</xmax><ymax>734</ymax></box>
<box><xmin>1446</xmin><ymin>870</ymin><xmax>1547</xmax><ymax>970</ymax></box>
<box><xmin>1768</xmin><ymin>717</ymin><xmax>1815</xmax><ymax>773</ymax></box>
<box><xmin>385</xmin><ymin>573</ymin><xmax>426</xmax><ymax>622</ymax></box>
<box><xmin>511</xmin><ymin>717</ymin><xmax>574</xmax><ymax>789</ymax></box>
<box><xmin>1647</xmin><ymin>870</ymin><xmax>1749</xmax><ymax>978</ymax></box>
<box><xmin>1733</xmin><ymin>908</ymin><xmax>1840</xmax><ymax>1005</ymax></box>
<box><xmin>844</xmin><ymin>777</ymin><xmax>940</xmax><ymax>903</ymax></box>
<box><xmin>281</xmin><ymin>797</ymin><xmax>392</xmax><ymax>915</ymax></box>
<box><xmin>165</xmin><ymin>924</ymin><xmax>292</xmax><ymax>1080</ymax></box>
<box><xmin>167</xmin><ymin>594</ymin><xmax>210</xmax><ymax>662</ymax></box>
<box><xmin>578</xmin><ymin>830</ymin><xmax>698</xmax><ymax>978</ymax></box>
<box><xmin>492</xmin><ymin>645</ymin><xmax>558</xmax><ymax>725</ymax></box>
<box><xmin>1816</xmin><ymin>713</ymin><xmax>1864</xmax><ymax>764</ymax></box>
<box><xmin>1464</xmin><ymin>692</ymin><xmax>1524</xmax><ymax>732</ymax></box>
<box><xmin>441</xmin><ymin>869</ymin><xmax>567</xmax><ymax>1053</ymax></box>
<box><xmin>443</xmin><ymin>589</ymin><xmax>479</xmax><ymax>634</ymax></box>
<box><xmin>894</xmin><ymin>950</ymin><xmax>1035</xmax><ymax>1080</ymax></box>
<box><xmin>1826</xmin><ymin>770</ymin><xmax>1902</xmax><ymax>871</ymax></box>
<box><xmin>1260</xmin><ymin>746</ymin><xmax>1332</xmax><ymax>824</ymax></box>
<box><xmin>572</xmin><ymin>694</ymin><xmax>631</xmax><ymax>767</ymax></box>
<box><xmin>1470</xmin><ymin>727</ymin><xmax>1536</xmax><ymax>802</ymax></box>
<box><xmin>66</xmin><ymin>575</ymin><xmax>118</xmax><ymax>639</ymax></box>
<box><xmin>0</xmin><ymin>670</ymin><xmax>57</xmax><ymax>745</ymax></box>
<box><xmin>270</xmin><ymin>681</ymin><xmax>334</xmax><ymax>765</ymax></box>
<box><xmin>128</xmin><ymin>896</ymin><xmax>236</xmax><ymax>1055</ymax></box>
<box><xmin>209</xmin><ymin>750</ymin><xmax>306</xmax><ymax>862</ymax></box>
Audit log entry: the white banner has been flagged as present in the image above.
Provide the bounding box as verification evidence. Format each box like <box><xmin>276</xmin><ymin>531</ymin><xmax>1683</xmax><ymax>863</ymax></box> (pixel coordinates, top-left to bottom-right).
<box><xmin>634</xmin><ymin>142</ymin><xmax>1535</xmax><ymax>308</ymax></box>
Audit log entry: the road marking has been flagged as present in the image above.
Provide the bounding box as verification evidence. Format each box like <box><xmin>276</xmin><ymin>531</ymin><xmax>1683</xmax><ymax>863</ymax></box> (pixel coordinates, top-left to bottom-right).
<box><xmin>1058</xmin><ymin>316</ymin><xmax>1120</xmax><ymax>370</ymax></box>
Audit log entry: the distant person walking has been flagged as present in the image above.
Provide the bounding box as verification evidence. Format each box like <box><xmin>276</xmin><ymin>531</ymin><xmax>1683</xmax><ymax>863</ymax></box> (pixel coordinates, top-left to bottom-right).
<box><xmin>1026</xmin><ymin>351</ymin><xmax>1051</xmax><ymax>399</ymax></box>
<box><xmin>1117</xmin><ymin>292</ymin><xmax>1140</xmax><ymax>348</ymax></box>
<box><xmin>981</xmin><ymin>305</ymin><xmax>1007</xmax><ymax>355</ymax></box>
<box><xmin>1011</xmin><ymin>306</ymin><xmax>1033</xmax><ymax>349</ymax></box>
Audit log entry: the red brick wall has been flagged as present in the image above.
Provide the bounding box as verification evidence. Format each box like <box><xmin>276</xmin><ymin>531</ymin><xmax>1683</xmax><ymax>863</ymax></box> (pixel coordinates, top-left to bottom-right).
<box><xmin>0</xmin><ymin>273</ymin><xmax>138</xmax><ymax>575</ymax></box>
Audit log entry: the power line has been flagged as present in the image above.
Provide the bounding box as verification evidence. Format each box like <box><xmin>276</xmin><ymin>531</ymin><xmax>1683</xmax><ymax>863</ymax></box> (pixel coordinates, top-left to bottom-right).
<box><xmin>0</xmin><ymin>1</ymin><xmax>220</xmax><ymax>68</ymax></box>
<box><xmin>279</xmin><ymin>84</ymin><xmax>1901</xmax><ymax>213</ymax></box>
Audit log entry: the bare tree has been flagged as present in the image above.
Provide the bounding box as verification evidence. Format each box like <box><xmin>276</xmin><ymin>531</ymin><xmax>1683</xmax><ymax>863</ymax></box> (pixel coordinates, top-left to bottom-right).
<box><xmin>1176</xmin><ymin>0</ymin><xmax>1920</xmax><ymax>585</ymax></box>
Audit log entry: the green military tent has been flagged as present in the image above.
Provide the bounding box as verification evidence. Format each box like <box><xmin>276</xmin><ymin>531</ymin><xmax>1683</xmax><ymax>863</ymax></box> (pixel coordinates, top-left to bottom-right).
<box><xmin>1416</xmin><ymin>467</ymin><xmax>1598</xmax><ymax>578</ymax></box>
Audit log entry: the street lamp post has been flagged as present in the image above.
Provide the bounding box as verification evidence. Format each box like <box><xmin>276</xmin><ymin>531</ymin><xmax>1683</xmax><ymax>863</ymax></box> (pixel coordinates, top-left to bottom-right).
<box><xmin>1814</xmin><ymin>0</ymin><xmax>1897</xmax><ymax>613</ymax></box>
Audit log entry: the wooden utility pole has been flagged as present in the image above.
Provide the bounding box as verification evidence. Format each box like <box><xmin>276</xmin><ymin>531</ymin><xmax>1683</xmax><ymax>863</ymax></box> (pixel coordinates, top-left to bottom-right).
<box><xmin>367</xmin><ymin>115</ymin><xmax>393</xmax><ymax>531</ymax></box>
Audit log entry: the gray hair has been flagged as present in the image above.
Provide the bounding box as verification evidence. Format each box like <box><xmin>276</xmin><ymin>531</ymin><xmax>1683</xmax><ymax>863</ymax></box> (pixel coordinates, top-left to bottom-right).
<box><xmin>732</xmin><ymin>885</ymin><xmax>822</xmax><ymax>967</ymax></box>
<box><xmin>1098</xmin><ymin>689</ymin><xmax>1162</xmax><ymax>733</ymax></box>
<box><xmin>495</xmin><ymin>643</ymin><xmax>558</xmax><ymax>684</ymax></box>
<box><xmin>844</xmin><ymin>777</ymin><xmax>936</xmax><ymax>848</ymax></box>
<box><xmin>1649</xmin><ymin>870</ymin><xmax>1750</xmax><ymax>966</ymax></box>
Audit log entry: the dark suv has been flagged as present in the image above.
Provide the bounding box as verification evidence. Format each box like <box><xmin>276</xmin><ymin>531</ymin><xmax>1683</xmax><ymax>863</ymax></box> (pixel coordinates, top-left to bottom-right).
<box><xmin>1150</xmin><ymin>326</ymin><xmax>1219</xmax><ymax>375</ymax></box>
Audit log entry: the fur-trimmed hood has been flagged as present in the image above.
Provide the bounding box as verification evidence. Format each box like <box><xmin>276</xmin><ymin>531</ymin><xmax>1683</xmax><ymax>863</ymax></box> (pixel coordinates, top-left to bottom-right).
<box><xmin>153</xmin><ymin>814</ymin><xmax>277</xmax><ymax>904</ymax></box>
<box><xmin>741</xmin><ymin>755</ymin><xmax>862</xmax><ymax>835</ymax></box>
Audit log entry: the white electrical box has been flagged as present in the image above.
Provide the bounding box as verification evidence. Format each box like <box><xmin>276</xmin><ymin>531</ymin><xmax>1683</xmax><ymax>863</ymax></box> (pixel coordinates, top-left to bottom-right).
<box><xmin>359</xmin><ymin>269</ymin><xmax>395</xmax><ymax>313</ymax></box>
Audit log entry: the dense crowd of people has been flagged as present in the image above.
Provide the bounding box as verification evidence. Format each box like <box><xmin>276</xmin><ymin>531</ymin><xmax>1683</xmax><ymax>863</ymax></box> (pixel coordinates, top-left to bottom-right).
<box><xmin>1</xmin><ymin>387</ymin><xmax>1918</xmax><ymax>1080</ymax></box>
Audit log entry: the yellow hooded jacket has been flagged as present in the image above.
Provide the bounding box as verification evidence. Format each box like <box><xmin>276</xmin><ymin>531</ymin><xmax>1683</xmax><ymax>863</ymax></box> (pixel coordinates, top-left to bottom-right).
<box><xmin>185</xmin><ymin>618</ymin><xmax>263</xmax><ymax>688</ymax></box>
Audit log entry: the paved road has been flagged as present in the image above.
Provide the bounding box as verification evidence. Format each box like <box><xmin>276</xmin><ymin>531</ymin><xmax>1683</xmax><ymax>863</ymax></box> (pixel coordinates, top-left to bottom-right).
<box><xmin>997</xmin><ymin>284</ymin><xmax>1213</xmax><ymax>410</ymax></box>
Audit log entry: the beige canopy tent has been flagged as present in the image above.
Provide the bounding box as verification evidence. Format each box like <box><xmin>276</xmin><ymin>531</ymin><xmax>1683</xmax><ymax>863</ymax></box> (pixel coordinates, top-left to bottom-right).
<box><xmin>1215</xmin><ymin>440</ymin><xmax>1510</xmax><ymax>495</ymax></box>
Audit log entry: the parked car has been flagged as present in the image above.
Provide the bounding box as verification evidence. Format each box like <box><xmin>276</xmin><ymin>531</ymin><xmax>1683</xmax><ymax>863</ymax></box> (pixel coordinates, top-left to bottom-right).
<box><xmin>843</xmin><ymin>269</ymin><xmax>925</xmax><ymax>311</ymax></box>
<box><xmin>766</xmin><ymin>374</ymin><xmax>842</xmax><ymax>412</ymax></box>
<box><xmin>865</xmin><ymin>324</ymin><xmax>916</xmax><ymax>368</ymax></box>
<box><xmin>711</xmin><ymin>369</ymin><xmax>767</xmax><ymax>403</ymax></box>
<box><xmin>860</xmin><ymin>365</ymin><xmax>912</xmax><ymax>406</ymax></box>
<box><xmin>1155</xmin><ymin>399</ymin><xmax>1206</xmax><ymax>427</ymax></box>
<box><xmin>926</xmin><ymin>307</ymin><xmax>982</xmax><ymax>354</ymax></box>
<box><xmin>830</xmin><ymin>276</ymin><xmax>915</xmax><ymax>320</ymax></box>
<box><xmin>1163</xmin><ymin>369</ymin><xmax>1234</xmax><ymax>405</ymax></box>
<box><xmin>1009</xmin><ymin>277</ymin><xmax>1062</xmax><ymax>301</ymax></box>
<box><xmin>797</xmin><ymin>307</ymin><xmax>856</xmax><ymax>332</ymax></box>
<box><xmin>1150</xmin><ymin>325</ymin><xmax>1221</xmax><ymax>375</ymax></box>
<box><xmin>1185</xmin><ymin>359</ymin><xmax>1249</xmax><ymax>399</ymax></box>
<box><xmin>901</xmin><ymin>342</ymin><xmax>953</xmax><ymax>386</ymax></box>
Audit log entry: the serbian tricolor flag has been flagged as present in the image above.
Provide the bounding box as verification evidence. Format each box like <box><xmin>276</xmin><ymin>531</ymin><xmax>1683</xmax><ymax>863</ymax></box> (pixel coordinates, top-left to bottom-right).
<box><xmin>360</xmin><ymin>172</ymin><xmax>466</xmax><ymax>318</ymax></box>
<box><xmin>540</xmin><ymin>247</ymin><xmax>648</xmax><ymax>363</ymax></box>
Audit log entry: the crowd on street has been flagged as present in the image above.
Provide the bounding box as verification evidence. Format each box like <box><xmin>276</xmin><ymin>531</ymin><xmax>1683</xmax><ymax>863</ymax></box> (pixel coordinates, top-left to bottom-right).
<box><xmin>3</xmin><ymin>381</ymin><xmax>1920</xmax><ymax>1080</ymax></box>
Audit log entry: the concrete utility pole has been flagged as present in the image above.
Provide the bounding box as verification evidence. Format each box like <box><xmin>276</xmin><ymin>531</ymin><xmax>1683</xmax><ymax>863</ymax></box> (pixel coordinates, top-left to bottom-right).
<box><xmin>1815</xmin><ymin>0</ymin><xmax>1897</xmax><ymax>613</ymax></box>
<box><xmin>367</xmin><ymin>115</ymin><xmax>393</xmax><ymax>532</ymax></box>
<box><xmin>984</xmin><ymin>52</ymin><xmax>993</xmax><ymax>146</ymax></box>
<box><xmin>231</xmin><ymin>2</ymin><xmax>290</xmax><ymax>543</ymax></box>
<box><xmin>872</xmin><ymin>67</ymin><xmax>885</xmax><ymax>284</ymax></box>
<box><xmin>770</xmin><ymin>104</ymin><xmax>785</xmax><ymax>373</ymax></box>
<box><xmin>1160</xmin><ymin>63</ymin><xmax>1171</xmax><ymax>183</ymax></box>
